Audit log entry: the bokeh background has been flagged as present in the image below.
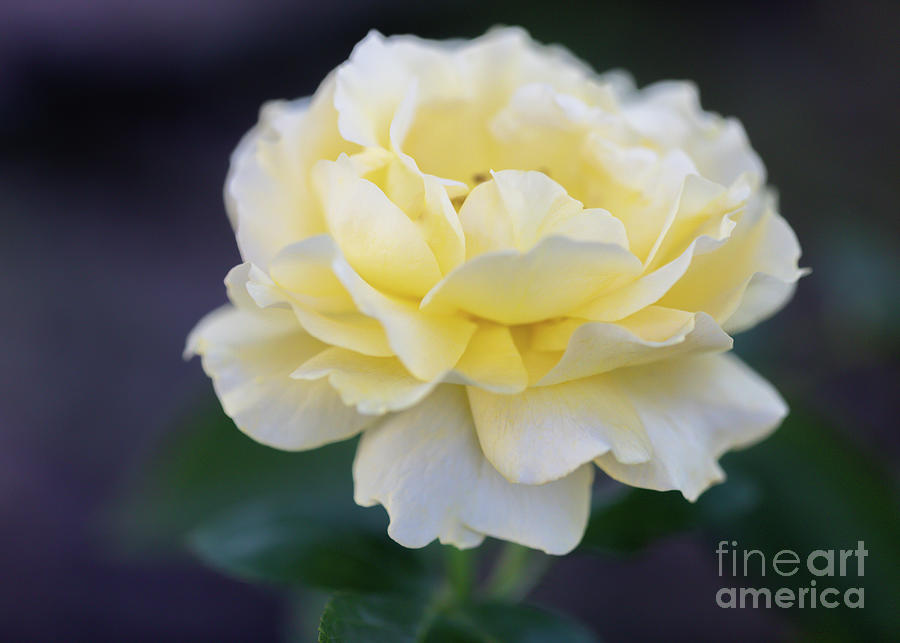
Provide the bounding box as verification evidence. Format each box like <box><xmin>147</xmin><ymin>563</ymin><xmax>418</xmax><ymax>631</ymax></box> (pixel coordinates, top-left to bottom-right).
<box><xmin>2</xmin><ymin>0</ymin><xmax>898</xmax><ymax>641</ymax></box>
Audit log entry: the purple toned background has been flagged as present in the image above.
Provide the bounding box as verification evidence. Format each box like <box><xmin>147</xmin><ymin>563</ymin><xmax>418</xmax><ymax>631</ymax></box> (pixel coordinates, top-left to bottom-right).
<box><xmin>1</xmin><ymin>0</ymin><xmax>897</xmax><ymax>640</ymax></box>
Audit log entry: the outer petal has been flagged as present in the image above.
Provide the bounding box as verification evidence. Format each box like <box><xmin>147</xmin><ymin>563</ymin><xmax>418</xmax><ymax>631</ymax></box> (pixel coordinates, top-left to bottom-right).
<box><xmin>291</xmin><ymin>347</ymin><xmax>437</xmax><ymax>415</ymax></box>
<box><xmin>621</xmin><ymin>80</ymin><xmax>766</xmax><ymax>188</ymax></box>
<box><xmin>467</xmin><ymin>376</ymin><xmax>650</xmax><ymax>485</ymax></box>
<box><xmin>659</xmin><ymin>195</ymin><xmax>807</xmax><ymax>333</ymax></box>
<box><xmin>573</xmin><ymin>174</ymin><xmax>745</xmax><ymax>322</ymax></box>
<box><xmin>226</xmin><ymin>76</ymin><xmax>355</xmax><ymax>269</ymax></box>
<box><xmin>595</xmin><ymin>353</ymin><xmax>787</xmax><ymax>501</ymax></box>
<box><xmin>534</xmin><ymin>309</ymin><xmax>733</xmax><ymax>386</ymax></box>
<box><xmin>231</xmin><ymin>257</ymin><xmax>394</xmax><ymax>358</ymax></box>
<box><xmin>353</xmin><ymin>386</ymin><xmax>593</xmax><ymax>555</ymax></box>
<box><xmin>185</xmin><ymin>306</ymin><xmax>372</xmax><ymax>450</ymax></box>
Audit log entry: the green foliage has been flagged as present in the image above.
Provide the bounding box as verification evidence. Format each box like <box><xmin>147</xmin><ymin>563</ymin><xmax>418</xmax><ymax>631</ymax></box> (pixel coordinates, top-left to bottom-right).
<box><xmin>581</xmin><ymin>408</ymin><xmax>900</xmax><ymax>641</ymax></box>
<box><xmin>317</xmin><ymin>594</ymin><xmax>597</xmax><ymax>643</ymax></box>
<box><xmin>116</xmin><ymin>402</ymin><xmax>430</xmax><ymax>594</ymax></box>
<box><xmin>424</xmin><ymin>602</ymin><xmax>598</xmax><ymax>642</ymax></box>
<box><xmin>317</xmin><ymin>593</ymin><xmax>432</xmax><ymax>643</ymax></box>
<box><xmin>122</xmin><ymin>399</ymin><xmax>898</xmax><ymax>642</ymax></box>
<box><xmin>187</xmin><ymin>499</ymin><xmax>426</xmax><ymax>593</ymax></box>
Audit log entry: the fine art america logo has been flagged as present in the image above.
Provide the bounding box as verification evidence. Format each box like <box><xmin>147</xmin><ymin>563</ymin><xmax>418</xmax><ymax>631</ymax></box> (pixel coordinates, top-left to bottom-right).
<box><xmin>716</xmin><ymin>541</ymin><xmax>867</xmax><ymax>609</ymax></box>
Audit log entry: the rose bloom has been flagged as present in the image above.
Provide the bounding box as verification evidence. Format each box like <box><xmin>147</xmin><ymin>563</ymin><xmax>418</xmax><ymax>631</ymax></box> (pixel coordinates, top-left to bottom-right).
<box><xmin>187</xmin><ymin>28</ymin><xmax>806</xmax><ymax>554</ymax></box>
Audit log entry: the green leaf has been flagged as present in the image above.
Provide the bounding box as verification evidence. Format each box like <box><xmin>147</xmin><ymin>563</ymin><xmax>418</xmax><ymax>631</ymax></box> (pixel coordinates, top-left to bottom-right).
<box><xmin>705</xmin><ymin>408</ymin><xmax>900</xmax><ymax>641</ymax></box>
<box><xmin>318</xmin><ymin>593</ymin><xmax>433</xmax><ymax>643</ymax></box>
<box><xmin>580</xmin><ymin>405</ymin><xmax>900</xmax><ymax>640</ymax></box>
<box><xmin>115</xmin><ymin>400</ymin><xmax>432</xmax><ymax>593</ymax></box>
<box><xmin>581</xmin><ymin>462</ymin><xmax>761</xmax><ymax>554</ymax></box>
<box><xmin>580</xmin><ymin>486</ymin><xmax>698</xmax><ymax>553</ymax></box>
<box><xmin>317</xmin><ymin>594</ymin><xmax>598</xmax><ymax>643</ymax></box>
<box><xmin>426</xmin><ymin>602</ymin><xmax>598</xmax><ymax>643</ymax></box>
<box><xmin>187</xmin><ymin>497</ymin><xmax>426</xmax><ymax>593</ymax></box>
<box><xmin>116</xmin><ymin>402</ymin><xmax>362</xmax><ymax>544</ymax></box>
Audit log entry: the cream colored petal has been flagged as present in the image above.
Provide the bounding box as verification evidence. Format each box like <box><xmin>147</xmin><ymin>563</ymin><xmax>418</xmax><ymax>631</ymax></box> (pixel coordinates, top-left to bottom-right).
<box><xmin>573</xmin><ymin>177</ymin><xmax>743</xmax><ymax>323</ymax></box>
<box><xmin>584</xmin><ymin>141</ymin><xmax>698</xmax><ymax>262</ymax></box>
<box><xmin>353</xmin><ymin>386</ymin><xmax>593</xmax><ymax>554</ymax></box>
<box><xmin>272</xmin><ymin>236</ymin><xmax>475</xmax><ymax>380</ymax></box>
<box><xmin>532</xmin><ymin>306</ymin><xmax>695</xmax><ymax>352</ymax></box>
<box><xmin>447</xmin><ymin>322</ymin><xmax>529</xmax><ymax>394</ymax></box>
<box><xmin>490</xmin><ymin>170</ymin><xmax>585</xmax><ymax>250</ymax></box>
<box><xmin>336</xmin><ymin>27</ymin><xmax>597</xmax><ymax>149</ymax></box>
<box><xmin>223</xmin><ymin>262</ymin><xmax>263</xmax><ymax>310</ymax></box>
<box><xmin>226</xmin><ymin>76</ymin><xmax>354</xmax><ymax>268</ymax></box>
<box><xmin>622</xmin><ymin>80</ymin><xmax>766</xmax><ymax>187</ymax></box>
<box><xmin>459</xmin><ymin>170</ymin><xmax>629</xmax><ymax>257</ymax></box>
<box><xmin>459</xmin><ymin>459</ymin><xmax>594</xmax><ymax>556</ymax></box>
<box><xmin>724</xmin><ymin>271</ymin><xmax>801</xmax><ymax>334</ymax></box>
<box><xmin>467</xmin><ymin>376</ymin><xmax>650</xmax><ymax>485</ymax></box>
<box><xmin>185</xmin><ymin>305</ymin><xmax>372</xmax><ymax>450</ymax></box>
<box><xmin>334</xmin><ymin>31</ymin><xmax>461</xmax><ymax>149</ymax></box>
<box><xmin>659</xmin><ymin>196</ymin><xmax>807</xmax><ymax>333</ymax></box>
<box><xmin>374</xmin><ymin>150</ymin><xmax>466</xmax><ymax>275</ymax></box>
<box><xmin>535</xmin><ymin>310</ymin><xmax>733</xmax><ymax>386</ymax></box>
<box><xmin>237</xmin><ymin>252</ymin><xmax>394</xmax><ymax>358</ymax></box>
<box><xmin>291</xmin><ymin>347</ymin><xmax>437</xmax><ymax>415</ymax></box>
<box><xmin>422</xmin><ymin>236</ymin><xmax>641</xmax><ymax>325</ymax></box>
<box><xmin>338</xmin><ymin>28</ymin><xmax>604</xmax><ymax>187</ymax></box>
<box><xmin>595</xmin><ymin>353</ymin><xmax>787</xmax><ymax>501</ymax></box>
<box><xmin>550</xmin><ymin>207</ymin><xmax>630</xmax><ymax>247</ymax></box>
<box><xmin>457</xmin><ymin>176</ymin><xmax>516</xmax><ymax>258</ymax></box>
<box><xmin>644</xmin><ymin>174</ymin><xmax>749</xmax><ymax>270</ymax></box>
<box><xmin>312</xmin><ymin>156</ymin><xmax>442</xmax><ymax>298</ymax></box>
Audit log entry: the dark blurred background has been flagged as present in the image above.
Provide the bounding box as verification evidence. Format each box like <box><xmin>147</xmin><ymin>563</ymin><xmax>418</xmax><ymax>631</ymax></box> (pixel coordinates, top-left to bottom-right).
<box><xmin>1</xmin><ymin>0</ymin><xmax>898</xmax><ymax>641</ymax></box>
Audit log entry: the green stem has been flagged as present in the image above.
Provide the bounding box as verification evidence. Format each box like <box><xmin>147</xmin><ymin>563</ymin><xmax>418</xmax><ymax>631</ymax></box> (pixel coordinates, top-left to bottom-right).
<box><xmin>445</xmin><ymin>546</ymin><xmax>476</xmax><ymax>602</ymax></box>
<box><xmin>483</xmin><ymin>543</ymin><xmax>552</xmax><ymax>601</ymax></box>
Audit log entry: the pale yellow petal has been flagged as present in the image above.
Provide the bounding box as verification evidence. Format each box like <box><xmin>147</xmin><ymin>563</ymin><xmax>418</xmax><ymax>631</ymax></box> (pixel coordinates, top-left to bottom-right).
<box><xmin>242</xmin><ymin>249</ymin><xmax>394</xmax><ymax>357</ymax></box>
<box><xmin>421</xmin><ymin>236</ymin><xmax>641</xmax><ymax>325</ymax></box>
<box><xmin>226</xmin><ymin>76</ymin><xmax>355</xmax><ymax>268</ymax></box>
<box><xmin>535</xmin><ymin>310</ymin><xmax>733</xmax><ymax>386</ymax></box>
<box><xmin>595</xmin><ymin>353</ymin><xmax>787</xmax><ymax>501</ymax></box>
<box><xmin>312</xmin><ymin>156</ymin><xmax>442</xmax><ymax>298</ymax></box>
<box><xmin>353</xmin><ymin>386</ymin><xmax>593</xmax><ymax>554</ymax></box>
<box><xmin>467</xmin><ymin>376</ymin><xmax>650</xmax><ymax>484</ymax></box>
<box><xmin>185</xmin><ymin>305</ymin><xmax>372</xmax><ymax>450</ymax></box>
<box><xmin>381</xmin><ymin>154</ymin><xmax>467</xmax><ymax>274</ymax></box>
<box><xmin>573</xmin><ymin>176</ymin><xmax>743</xmax><ymax>323</ymax></box>
<box><xmin>459</xmin><ymin>170</ymin><xmax>629</xmax><ymax>257</ymax></box>
<box><xmin>621</xmin><ymin>80</ymin><xmax>766</xmax><ymax>187</ymax></box>
<box><xmin>448</xmin><ymin>322</ymin><xmax>529</xmax><ymax>393</ymax></box>
<box><xmin>292</xmin><ymin>347</ymin><xmax>437</xmax><ymax>415</ymax></box>
<box><xmin>659</xmin><ymin>196</ymin><xmax>807</xmax><ymax>333</ymax></box>
<box><xmin>270</xmin><ymin>236</ymin><xmax>475</xmax><ymax>380</ymax></box>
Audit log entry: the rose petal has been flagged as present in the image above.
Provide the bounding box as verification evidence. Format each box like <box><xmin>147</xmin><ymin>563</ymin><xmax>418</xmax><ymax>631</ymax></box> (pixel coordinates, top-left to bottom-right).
<box><xmin>353</xmin><ymin>386</ymin><xmax>593</xmax><ymax>554</ymax></box>
<box><xmin>447</xmin><ymin>322</ymin><xmax>529</xmax><ymax>394</ymax></box>
<box><xmin>421</xmin><ymin>235</ymin><xmax>641</xmax><ymax>325</ymax></box>
<box><xmin>226</xmin><ymin>77</ymin><xmax>354</xmax><ymax>268</ymax></box>
<box><xmin>467</xmin><ymin>375</ymin><xmax>650</xmax><ymax>485</ymax></box>
<box><xmin>185</xmin><ymin>305</ymin><xmax>372</xmax><ymax>450</ymax></box>
<box><xmin>595</xmin><ymin>353</ymin><xmax>787</xmax><ymax>501</ymax></box>
<box><xmin>271</xmin><ymin>236</ymin><xmax>475</xmax><ymax>381</ymax></box>
<box><xmin>660</xmin><ymin>194</ymin><xmax>808</xmax><ymax>333</ymax></box>
<box><xmin>534</xmin><ymin>309</ymin><xmax>732</xmax><ymax>386</ymax></box>
<box><xmin>312</xmin><ymin>155</ymin><xmax>443</xmax><ymax>298</ymax></box>
<box><xmin>292</xmin><ymin>347</ymin><xmax>437</xmax><ymax>415</ymax></box>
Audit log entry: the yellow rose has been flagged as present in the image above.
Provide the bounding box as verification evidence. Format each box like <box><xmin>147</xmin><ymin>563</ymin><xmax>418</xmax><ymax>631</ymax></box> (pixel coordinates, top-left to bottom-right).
<box><xmin>187</xmin><ymin>28</ymin><xmax>806</xmax><ymax>554</ymax></box>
